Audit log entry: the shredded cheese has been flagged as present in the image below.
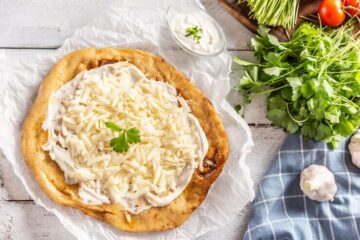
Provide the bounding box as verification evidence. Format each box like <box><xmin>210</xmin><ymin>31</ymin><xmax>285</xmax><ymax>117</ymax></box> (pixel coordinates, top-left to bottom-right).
<box><xmin>42</xmin><ymin>62</ymin><xmax>208</xmax><ymax>214</ymax></box>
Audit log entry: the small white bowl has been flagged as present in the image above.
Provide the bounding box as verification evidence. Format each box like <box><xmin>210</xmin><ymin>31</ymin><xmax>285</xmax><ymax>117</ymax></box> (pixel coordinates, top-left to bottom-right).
<box><xmin>166</xmin><ymin>3</ymin><xmax>226</xmax><ymax>57</ymax></box>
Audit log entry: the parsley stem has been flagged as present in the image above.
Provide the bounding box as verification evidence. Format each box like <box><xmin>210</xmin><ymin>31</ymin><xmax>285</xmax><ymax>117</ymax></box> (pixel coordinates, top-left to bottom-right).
<box><xmin>265</xmin><ymin>64</ymin><xmax>305</xmax><ymax>85</ymax></box>
<box><xmin>286</xmin><ymin>104</ymin><xmax>310</xmax><ymax>123</ymax></box>
<box><xmin>327</xmin><ymin>69</ymin><xmax>360</xmax><ymax>74</ymax></box>
<box><xmin>255</xmin><ymin>84</ymin><xmax>289</xmax><ymax>96</ymax></box>
<box><xmin>336</xmin><ymin>95</ymin><xmax>360</xmax><ymax>109</ymax></box>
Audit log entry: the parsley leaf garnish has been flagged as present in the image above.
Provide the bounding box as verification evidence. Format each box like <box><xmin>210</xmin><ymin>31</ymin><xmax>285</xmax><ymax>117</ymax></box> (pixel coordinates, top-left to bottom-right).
<box><xmin>105</xmin><ymin>121</ymin><xmax>141</xmax><ymax>153</ymax></box>
<box><xmin>105</xmin><ymin>121</ymin><xmax>123</xmax><ymax>132</ymax></box>
<box><xmin>185</xmin><ymin>26</ymin><xmax>203</xmax><ymax>43</ymax></box>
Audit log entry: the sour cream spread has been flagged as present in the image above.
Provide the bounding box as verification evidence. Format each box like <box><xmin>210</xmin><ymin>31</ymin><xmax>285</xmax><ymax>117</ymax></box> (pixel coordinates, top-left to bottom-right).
<box><xmin>169</xmin><ymin>10</ymin><xmax>225</xmax><ymax>55</ymax></box>
<box><xmin>42</xmin><ymin>62</ymin><xmax>209</xmax><ymax>214</ymax></box>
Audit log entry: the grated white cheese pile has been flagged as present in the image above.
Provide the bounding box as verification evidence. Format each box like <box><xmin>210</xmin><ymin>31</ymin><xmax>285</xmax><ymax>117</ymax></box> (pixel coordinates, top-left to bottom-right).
<box><xmin>42</xmin><ymin>62</ymin><xmax>208</xmax><ymax>214</ymax></box>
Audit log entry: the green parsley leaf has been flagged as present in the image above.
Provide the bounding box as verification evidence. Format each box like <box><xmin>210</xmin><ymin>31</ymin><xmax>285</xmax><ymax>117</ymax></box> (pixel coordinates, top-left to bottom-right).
<box><xmin>105</xmin><ymin>121</ymin><xmax>141</xmax><ymax>153</ymax></box>
<box><xmin>324</xmin><ymin>106</ymin><xmax>340</xmax><ymax>124</ymax></box>
<box><xmin>284</xmin><ymin>118</ymin><xmax>299</xmax><ymax>133</ymax></box>
<box><xmin>287</xmin><ymin>77</ymin><xmax>302</xmax><ymax>101</ymax></box>
<box><xmin>321</xmin><ymin>80</ymin><xmax>333</xmax><ymax>97</ymax></box>
<box><xmin>286</xmin><ymin>77</ymin><xmax>302</xmax><ymax>89</ymax></box>
<box><xmin>263</xmin><ymin>67</ymin><xmax>283</xmax><ymax>77</ymax></box>
<box><xmin>267</xmin><ymin>109</ymin><xmax>287</xmax><ymax>123</ymax></box>
<box><xmin>239</xmin><ymin>66</ymin><xmax>260</xmax><ymax>91</ymax></box>
<box><xmin>268</xmin><ymin>95</ymin><xmax>287</xmax><ymax>110</ymax></box>
<box><xmin>356</xmin><ymin>72</ymin><xmax>360</xmax><ymax>84</ymax></box>
<box><xmin>301</xmin><ymin>121</ymin><xmax>317</xmax><ymax>138</ymax></box>
<box><xmin>234</xmin><ymin>104</ymin><xmax>242</xmax><ymax>113</ymax></box>
<box><xmin>126</xmin><ymin>127</ymin><xmax>141</xmax><ymax>144</ymax></box>
<box><xmin>315</xmin><ymin>123</ymin><xmax>332</xmax><ymax>141</ymax></box>
<box><xmin>268</xmin><ymin>34</ymin><xmax>283</xmax><ymax>49</ymax></box>
<box><xmin>234</xmin><ymin>57</ymin><xmax>255</xmax><ymax>66</ymax></box>
<box><xmin>105</xmin><ymin>121</ymin><xmax>123</xmax><ymax>132</ymax></box>
<box><xmin>110</xmin><ymin>133</ymin><xmax>129</xmax><ymax>153</ymax></box>
<box><xmin>301</xmin><ymin>81</ymin><xmax>315</xmax><ymax>99</ymax></box>
<box><xmin>335</xmin><ymin>120</ymin><xmax>355</xmax><ymax>137</ymax></box>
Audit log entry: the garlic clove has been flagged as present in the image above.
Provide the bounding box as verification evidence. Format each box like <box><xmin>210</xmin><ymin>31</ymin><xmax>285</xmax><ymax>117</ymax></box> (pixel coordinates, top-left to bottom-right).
<box><xmin>302</xmin><ymin>180</ymin><xmax>312</xmax><ymax>191</ymax></box>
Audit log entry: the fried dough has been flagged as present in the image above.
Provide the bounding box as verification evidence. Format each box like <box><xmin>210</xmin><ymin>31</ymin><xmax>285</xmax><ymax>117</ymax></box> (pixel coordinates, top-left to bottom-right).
<box><xmin>21</xmin><ymin>48</ymin><xmax>229</xmax><ymax>232</ymax></box>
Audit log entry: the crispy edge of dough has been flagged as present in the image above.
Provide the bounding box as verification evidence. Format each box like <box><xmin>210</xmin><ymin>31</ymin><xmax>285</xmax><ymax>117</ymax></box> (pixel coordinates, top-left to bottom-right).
<box><xmin>21</xmin><ymin>48</ymin><xmax>229</xmax><ymax>232</ymax></box>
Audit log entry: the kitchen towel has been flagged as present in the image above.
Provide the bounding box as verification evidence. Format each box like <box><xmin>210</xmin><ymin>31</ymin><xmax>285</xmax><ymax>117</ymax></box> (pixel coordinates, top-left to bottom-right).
<box><xmin>244</xmin><ymin>134</ymin><xmax>360</xmax><ymax>240</ymax></box>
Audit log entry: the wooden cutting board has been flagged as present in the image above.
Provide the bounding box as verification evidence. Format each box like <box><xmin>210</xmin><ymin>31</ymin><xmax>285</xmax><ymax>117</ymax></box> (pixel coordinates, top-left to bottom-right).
<box><xmin>218</xmin><ymin>0</ymin><xmax>359</xmax><ymax>41</ymax></box>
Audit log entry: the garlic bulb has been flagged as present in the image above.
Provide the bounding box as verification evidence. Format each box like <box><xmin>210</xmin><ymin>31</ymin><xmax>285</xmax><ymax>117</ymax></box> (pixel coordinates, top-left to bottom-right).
<box><xmin>300</xmin><ymin>164</ymin><xmax>337</xmax><ymax>202</ymax></box>
<box><xmin>349</xmin><ymin>131</ymin><xmax>360</xmax><ymax>168</ymax></box>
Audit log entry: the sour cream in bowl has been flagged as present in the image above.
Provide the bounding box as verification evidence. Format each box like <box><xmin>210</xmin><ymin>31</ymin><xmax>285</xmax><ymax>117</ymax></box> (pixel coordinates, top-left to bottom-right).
<box><xmin>166</xmin><ymin>3</ymin><xmax>226</xmax><ymax>56</ymax></box>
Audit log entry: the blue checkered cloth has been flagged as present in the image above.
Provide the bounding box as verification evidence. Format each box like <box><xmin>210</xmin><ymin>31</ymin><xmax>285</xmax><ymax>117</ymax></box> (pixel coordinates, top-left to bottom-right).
<box><xmin>244</xmin><ymin>134</ymin><xmax>360</xmax><ymax>240</ymax></box>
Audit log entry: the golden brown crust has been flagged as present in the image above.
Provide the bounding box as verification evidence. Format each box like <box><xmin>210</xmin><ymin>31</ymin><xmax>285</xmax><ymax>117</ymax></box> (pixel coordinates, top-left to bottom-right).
<box><xmin>21</xmin><ymin>48</ymin><xmax>229</xmax><ymax>232</ymax></box>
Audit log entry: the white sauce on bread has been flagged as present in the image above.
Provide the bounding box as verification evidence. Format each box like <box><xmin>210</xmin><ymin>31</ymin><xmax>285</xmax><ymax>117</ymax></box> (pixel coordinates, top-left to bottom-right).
<box><xmin>42</xmin><ymin>62</ymin><xmax>208</xmax><ymax>214</ymax></box>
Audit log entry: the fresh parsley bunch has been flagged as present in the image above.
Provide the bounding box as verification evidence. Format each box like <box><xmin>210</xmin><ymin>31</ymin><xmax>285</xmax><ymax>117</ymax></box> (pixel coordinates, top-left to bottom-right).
<box><xmin>235</xmin><ymin>23</ymin><xmax>360</xmax><ymax>148</ymax></box>
<box><xmin>105</xmin><ymin>121</ymin><xmax>141</xmax><ymax>153</ymax></box>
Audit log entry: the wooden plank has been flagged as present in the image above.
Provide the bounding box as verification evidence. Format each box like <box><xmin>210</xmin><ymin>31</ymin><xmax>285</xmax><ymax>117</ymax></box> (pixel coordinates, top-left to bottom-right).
<box><xmin>0</xmin><ymin>201</ymin><xmax>76</xmax><ymax>240</ymax></box>
<box><xmin>218</xmin><ymin>0</ymin><xmax>323</xmax><ymax>41</ymax></box>
<box><xmin>227</xmin><ymin>51</ymin><xmax>271</xmax><ymax>124</ymax></box>
<box><xmin>0</xmin><ymin>152</ymin><xmax>31</xmax><ymax>201</ymax></box>
<box><xmin>0</xmin><ymin>0</ymin><xmax>111</xmax><ymax>49</ymax></box>
<box><xmin>218</xmin><ymin>0</ymin><xmax>257</xmax><ymax>33</ymax></box>
<box><xmin>0</xmin><ymin>126</ymin><xmax>287</xmax><ymax>239</ymax></box>
<box><xmin>0</xmin><ymin>0</ymin><xmax>252</xmax><ymax>50</ymax></box>
<box><xmin>202</xmin><ymin>0</ymin><xmax>253</xmax><ymax>50</ymax></box>
<box><xmin>0</xmin><ymin>49</ymin><xmax>54</xmax><ymax>59</ymax></box>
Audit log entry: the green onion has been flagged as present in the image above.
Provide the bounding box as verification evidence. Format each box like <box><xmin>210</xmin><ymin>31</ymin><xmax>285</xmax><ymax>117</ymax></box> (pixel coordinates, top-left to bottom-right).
<box><xmin>246</xmin><ymin>0</ymin><xmax>300</xmax><ymax>29</ymax></box>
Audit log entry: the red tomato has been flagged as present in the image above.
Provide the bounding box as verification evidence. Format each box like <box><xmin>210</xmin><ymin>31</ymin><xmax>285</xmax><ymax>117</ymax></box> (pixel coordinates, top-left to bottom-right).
<box><xmin>318</xmin><ymin>0</ymin><xmax>346</xmax><ymax>27</ymax></box>
<box><xmin>343</xmin><ymin>0</ymin><xmax>360</xmax><ymax>16</ymax></box>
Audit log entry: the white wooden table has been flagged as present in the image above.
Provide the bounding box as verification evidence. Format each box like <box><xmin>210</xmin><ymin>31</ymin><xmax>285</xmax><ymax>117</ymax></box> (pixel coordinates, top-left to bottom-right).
<box><xmin>0</xmin><ymin>0</ymin><xmax>287</xmax><ymax>239</ymax></box>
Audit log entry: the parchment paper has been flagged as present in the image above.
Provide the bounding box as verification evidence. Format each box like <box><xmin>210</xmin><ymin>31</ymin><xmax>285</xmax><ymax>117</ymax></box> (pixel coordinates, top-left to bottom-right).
<box><xmin>0</xmin><ymin>0</ymin><xmax>255</xmax><ymax>239</ymax></box>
